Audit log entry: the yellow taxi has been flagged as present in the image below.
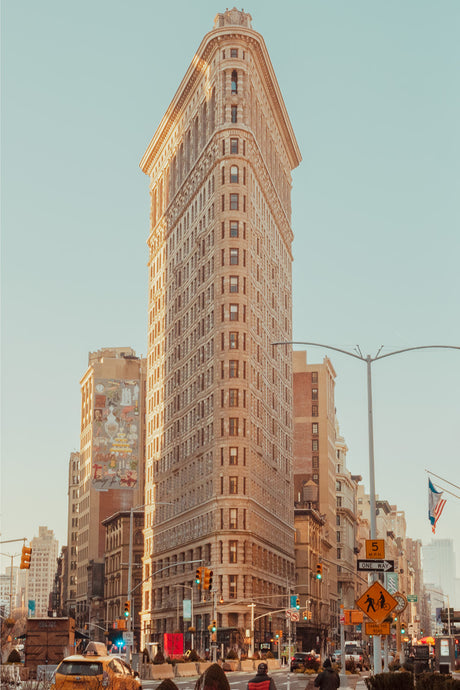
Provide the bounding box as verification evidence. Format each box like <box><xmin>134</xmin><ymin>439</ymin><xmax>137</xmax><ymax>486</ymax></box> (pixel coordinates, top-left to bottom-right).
<box><xmin>51</xmin><ymin>642</ymin><xmax>142</xmax><ymax>689</ymax></box>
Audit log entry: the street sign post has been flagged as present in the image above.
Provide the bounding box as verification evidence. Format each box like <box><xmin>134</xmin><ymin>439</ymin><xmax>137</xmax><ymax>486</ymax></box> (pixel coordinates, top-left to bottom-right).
<box><xmin>357</xmin><ymin>559</ymin><xmax>394</xmax><ymax>572</ymax></box>
<box><xmin>366</xmin><ymin>539</ymin><xmax>385</xmax><ymax>559</ymax></box>
<box><xmin>356</xmin><ymin>582</ymin><xmax>398</xmax><ymax>625</ymax></box>
<box><xmin>407</xmin><ymin>595</ymin><xmax>418</xmax><ymax>603</ymax></box>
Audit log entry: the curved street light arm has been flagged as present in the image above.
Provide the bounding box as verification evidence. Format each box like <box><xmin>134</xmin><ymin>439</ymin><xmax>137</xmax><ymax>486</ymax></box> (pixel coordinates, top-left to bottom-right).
<box><xmin>373</xmin><ymin>344</ymin><xmax>460</xmax><ymax>362</ymax></box>
<box><xmin>272</xmin><ymin>341</ymin><xmax>365</xmax><ymax>362</ymax></box>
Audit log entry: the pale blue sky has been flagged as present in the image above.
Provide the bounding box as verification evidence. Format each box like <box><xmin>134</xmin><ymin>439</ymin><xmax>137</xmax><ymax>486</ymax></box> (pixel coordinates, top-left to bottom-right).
<box><xmin>2</xmin><ymin>1</ymin><xmax>459</xmax><ymax>581</ymax></box>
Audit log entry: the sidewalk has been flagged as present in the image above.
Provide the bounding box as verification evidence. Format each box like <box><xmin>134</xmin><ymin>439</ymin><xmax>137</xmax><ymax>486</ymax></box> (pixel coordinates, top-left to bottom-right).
<box><xmin>338</xmin><ymin>674</ymin><xmax>367</xmax><ymax>688</ymax></box>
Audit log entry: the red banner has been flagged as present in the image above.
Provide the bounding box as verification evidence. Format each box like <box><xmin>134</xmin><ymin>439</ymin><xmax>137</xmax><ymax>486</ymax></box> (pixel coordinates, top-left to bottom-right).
<box><xmin>164</xmin><ymin>633</ymin><xmax>183</xmax><ymax>658</ymax></box>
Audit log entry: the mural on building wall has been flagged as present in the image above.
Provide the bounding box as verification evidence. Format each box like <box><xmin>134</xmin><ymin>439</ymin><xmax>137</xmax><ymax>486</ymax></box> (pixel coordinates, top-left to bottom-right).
<box><xmin>92</xmin><ymin>378</ymin><xmax>140</xmax><ymax>490</ymax></box>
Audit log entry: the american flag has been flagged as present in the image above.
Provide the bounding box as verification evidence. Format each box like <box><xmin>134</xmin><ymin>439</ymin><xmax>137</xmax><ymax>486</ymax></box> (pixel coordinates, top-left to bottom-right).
<box><xmin>432</xmin><ymin>497</ymin><xmax>447</xmax><ymax>534</ymax></box>
<box><xmin>428</xmin><ymin>478</ymin><xmax>447</xmax><ymax>534</ymax></box>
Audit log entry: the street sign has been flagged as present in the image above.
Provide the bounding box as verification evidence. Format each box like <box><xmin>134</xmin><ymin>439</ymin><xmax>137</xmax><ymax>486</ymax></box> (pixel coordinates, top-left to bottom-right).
<box><xmin>407</xmin><ymin>595</ymin><xmax>418</xmax><ymax>603</ymax></box>
<box><xmin>123</xmin><ymin>631</ymin><xmax>134</xmax><ymax>645</ymax></box>
<box><xmin>286</xmin><ymin>609</ymin><xmax>299</xmax><ymax>621</ymax></box>
<box><xmin>386</xmin><ymin>572</ymin><xmax>399</xmax><ymax>594</ymax></box>
<box><xmin>357</xmin><ymin>559</ymin><xmax>394</xmax><ymax>572</ymax></box>
<box><xmin>392</xmin><ymin>592</ymin><xmax>408</xmax><ymax>614</ymax></box>
<box><xmin>343</xmin><ymin>610</ymin><xmax>364</xmax><ymax>625</ymax></box>
<box><xmin>365</xmin><ymin>622</ymin><xmax>391</xmax><ymax>636</ymax></box>
<box><xmin>356</xmin><ymin>582</ymin><xmax>398</xmax><ymax>624</ymax></box>
<box><xmin>366</xmin><ymin>539</ymin><xmax>385</xmax><ymax>559</ymax></box>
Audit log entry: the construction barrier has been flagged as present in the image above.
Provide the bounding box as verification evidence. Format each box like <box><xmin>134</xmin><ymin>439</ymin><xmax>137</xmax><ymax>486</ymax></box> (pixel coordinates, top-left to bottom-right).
<box><xmin>149</xmin><ymin>663</ymin><xmax>175</xmax><ymax>680</ymax></box>
<box><xmin>175</xmin><ymin>662</ymin><xmax>199</xmax><ymax>677</ymax></box>
<box><xmin>198</xmin><ymin>662</ymin><xmax>213</xmax><ymax>674</ymax></box>
<box><xmin>267</xmin><ymin>658</ymin><xmax>281</xmax><ymax>671</ymax></box>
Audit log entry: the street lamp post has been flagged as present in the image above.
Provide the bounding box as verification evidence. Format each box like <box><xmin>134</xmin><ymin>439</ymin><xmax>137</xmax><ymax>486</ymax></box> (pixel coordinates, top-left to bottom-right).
<box><xmin>273</xmin><ymin>341</ymin><xmax>459</xmax><ymax>673</ymax></box>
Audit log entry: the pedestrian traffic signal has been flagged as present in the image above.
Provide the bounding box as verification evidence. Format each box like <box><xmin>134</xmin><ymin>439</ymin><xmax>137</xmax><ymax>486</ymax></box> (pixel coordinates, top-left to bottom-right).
<box><xmin>195</xmin><ymin>567</ymin><xmax>203</xmax><ymax>585</ymax></box>
<box><xmin>211</xmin><ymin>619</ymin><xmax>217</xmax><ymax>632</ymax></box>
<box><xmin>20</xmin><ymin>545</ymin><xmax>32</xmax><ymax>569</ymax></box>
<box><xmin>124</xmin><ymin>601</ymin><xmax>130</xmax><ymax>618</ymax></box>
<box><xmin>203</xmin><ymin>568</ymin><xmax>213</xmax><ymax>590</ymax></box>
<box><xmin>316</xmin><ymin>563</ymin><xmax>323</xmax><ymax>580</ymax></box>
<box><xmin>295</xmin><ymin>596</ymin><xmax>300</xmax><ymax>609</ymax></box>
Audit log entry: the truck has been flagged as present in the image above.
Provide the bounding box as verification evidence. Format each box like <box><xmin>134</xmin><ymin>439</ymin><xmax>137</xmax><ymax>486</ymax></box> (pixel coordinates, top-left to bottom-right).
<box><xmin>24</xmin><ymin>617</ymin><xmax>76</xmax><ymax>677</ymax></box>
<box><xmin>344</xmin><ymin>642</ymin><xmax>370</xmax><ymax>670</ymax></box>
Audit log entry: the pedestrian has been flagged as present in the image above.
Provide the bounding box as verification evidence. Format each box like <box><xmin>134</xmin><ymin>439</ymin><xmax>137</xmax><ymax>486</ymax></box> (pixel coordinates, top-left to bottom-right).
<box><xmin>247</xmin><ymin>662</ymin><xmax>277</xmax><ymax>690</ymax></box>
<box><xmin>314</xmin><ymin>658</ymin><xmax>340</xmax><ymax>689</ymax></box>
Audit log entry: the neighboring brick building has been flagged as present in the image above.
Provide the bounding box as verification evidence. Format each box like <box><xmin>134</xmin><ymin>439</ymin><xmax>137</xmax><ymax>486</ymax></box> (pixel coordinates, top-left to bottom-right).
<box><xmin>140</xmin><ymin>8</ymin><xmax>301</xmax><ymax>651</ymax></box>
<box><xmin>293</xmin><ymin>350</ymin><xmax>339</xmax><ymax>644</ymax></box>
<box><xmin>335</xmin><ymin>421</ymin><xmax>362</xmax><ymax>611</ymax></box>
<box><xmin>64</xmin><ymin>451</ymin><xmax>80</xmax><ymax>616</ymax></box>
<box><xmin>75</xmin><ymin>347</ymin><xmax>146</xmax><ymax>633</ymax></box>
<box><xmin>102</xmin><ymin>509</ymin><xmax>144</xmax><ymax>650</ymax></box>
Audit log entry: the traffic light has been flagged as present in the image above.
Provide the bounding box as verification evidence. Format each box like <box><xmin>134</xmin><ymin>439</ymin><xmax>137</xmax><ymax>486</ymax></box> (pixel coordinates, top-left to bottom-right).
<box><xmin>295</xmin><ymin>596</ymin><xmax>300</xmax><ymax>609</ymax></box>
<box><xmin>20</xmin><ymin>546</ymin><xmax>32</xmax><ymax>569</ymax></box>
<box><xmin>316</xmin><ymin>563</ymin><xmax>323</xmax><ymax>580</ymax></box>
<box><xmin>203</xmin><ymin>568</ymin><xmax>213</xmax><ymax>590</ymax></box>
<box><xmin>124</xmin><ymin>601</ymin><xmax>130</xmax><ymax>618</ymax></box>
<box><xmin>195</xmin><ymin>567</ymin><xmax>203</xmax><ymax>585</ymax></box>
<box><xmin>211</xmin><ymin>619</ymin><xmax>217</xmax><ymax>632</ymax></box>
<box><xmin>400</xmin><ymin>623</ymin><xmax>406</xmax><ymax>634</ymax></box>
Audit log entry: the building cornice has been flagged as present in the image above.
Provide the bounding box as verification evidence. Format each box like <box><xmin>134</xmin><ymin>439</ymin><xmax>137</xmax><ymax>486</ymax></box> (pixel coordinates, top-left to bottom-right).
<box><xmin>140</xmin><ymin>25</ymin><xmax>301</xmax><ymax>175</ymax></box>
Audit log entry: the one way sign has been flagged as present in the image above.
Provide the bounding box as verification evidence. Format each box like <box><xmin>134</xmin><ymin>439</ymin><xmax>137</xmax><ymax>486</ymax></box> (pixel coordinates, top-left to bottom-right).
<box><xmin>357</xmin><ymin>559</ymin><xmax>394</xmax><ymax>572</ymax></box>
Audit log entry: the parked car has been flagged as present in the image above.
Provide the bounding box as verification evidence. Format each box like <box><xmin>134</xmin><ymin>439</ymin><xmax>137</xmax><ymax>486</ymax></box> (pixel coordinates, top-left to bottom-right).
<box><xmin>51</xmin><ymin>642</ymin><xmax>142</xmax><ymax>690</ymax></box>
<box><xmin>290</xmin><ymin>652</ymin><xmax>316</xmax><ymax>672</ymax></box>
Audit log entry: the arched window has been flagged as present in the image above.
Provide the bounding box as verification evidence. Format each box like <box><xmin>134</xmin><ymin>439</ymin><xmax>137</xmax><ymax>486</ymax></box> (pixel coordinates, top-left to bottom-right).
<box><xmin>230</xmin><ymin>165</ymin><xmax>239</xmax><ymax>183</ymax></box>
<box><xmin>231</xmin><ymin>70</ymin><xmax>238</xmax><ymax>94</ymax></box>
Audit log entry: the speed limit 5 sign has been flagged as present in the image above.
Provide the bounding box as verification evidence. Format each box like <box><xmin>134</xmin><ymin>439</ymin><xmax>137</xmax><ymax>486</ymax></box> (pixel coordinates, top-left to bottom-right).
<box><xmin>366</xmin><ymin>539</ymin><xmax>385</xmax><ymax>559</ymax></box>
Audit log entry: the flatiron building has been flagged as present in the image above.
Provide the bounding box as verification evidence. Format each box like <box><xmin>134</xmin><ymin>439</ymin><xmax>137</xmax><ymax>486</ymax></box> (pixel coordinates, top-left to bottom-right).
<box><xmin>140</xmin><ymin>8</ymin><xmax>301</xmax><ymax>648</ymax></box>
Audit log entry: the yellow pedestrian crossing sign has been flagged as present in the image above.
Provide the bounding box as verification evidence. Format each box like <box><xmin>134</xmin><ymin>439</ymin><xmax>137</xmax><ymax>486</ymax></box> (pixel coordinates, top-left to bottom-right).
<box><xmin>356</xmin><ymin>582</ymin><xmax>398</xmax><ymax>624</ymax></box>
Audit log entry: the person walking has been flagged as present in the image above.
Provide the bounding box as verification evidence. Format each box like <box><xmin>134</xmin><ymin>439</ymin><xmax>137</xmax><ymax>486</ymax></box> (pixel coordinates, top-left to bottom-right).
<box><xmin>314</xmin><ymin>658</ymin><xmax>340</xmax><ymax>689</ymax></box>
<box><xmin>247</xmin><ymin>662</ymin><xmax>277</xmax><ymax>690</ymax></box>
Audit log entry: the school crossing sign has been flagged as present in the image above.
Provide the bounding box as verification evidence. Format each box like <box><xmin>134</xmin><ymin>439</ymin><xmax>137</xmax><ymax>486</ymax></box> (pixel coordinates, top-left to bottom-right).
<box><xmin>356</xmin><ymin>582</ymin><xmax>398</xmax><ymax>625</ymax></box>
